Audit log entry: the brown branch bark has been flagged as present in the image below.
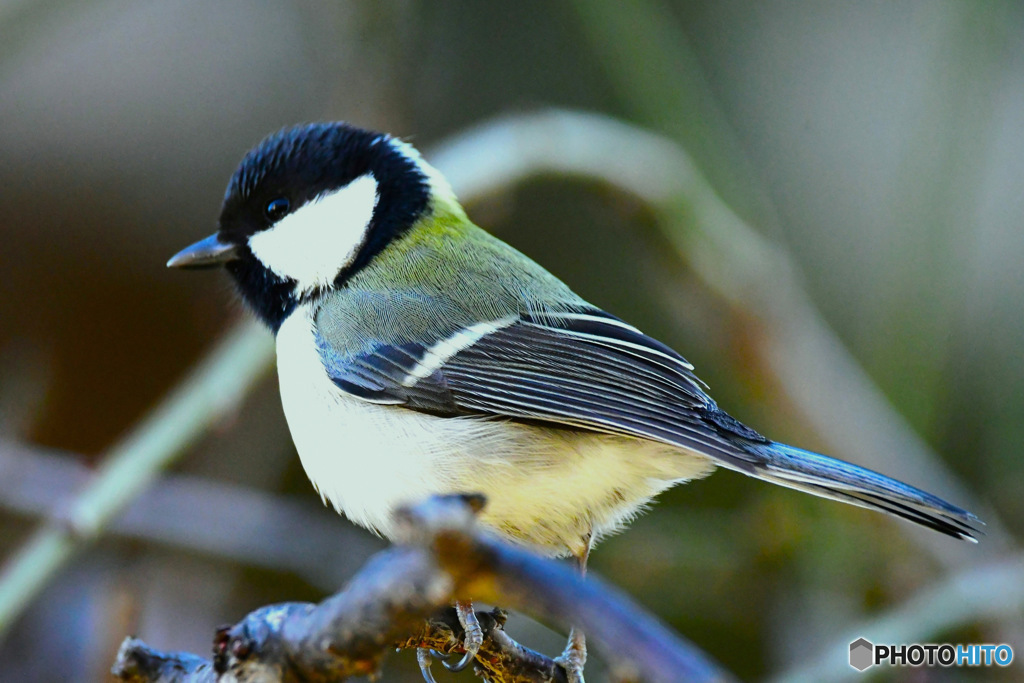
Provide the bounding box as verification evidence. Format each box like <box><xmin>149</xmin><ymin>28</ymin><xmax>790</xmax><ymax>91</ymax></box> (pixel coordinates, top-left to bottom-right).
<box><xmin>111</xmin><ymin>496</ymin><xmax>737</xmax><ymax>683</ymax></box>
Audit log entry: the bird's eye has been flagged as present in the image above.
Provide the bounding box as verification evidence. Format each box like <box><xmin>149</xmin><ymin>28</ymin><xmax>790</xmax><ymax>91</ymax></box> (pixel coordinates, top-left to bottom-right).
<box><xmin>264</xmin><ymin>197</ymin><xmax>290</xmax><ymax>222</ymax></box>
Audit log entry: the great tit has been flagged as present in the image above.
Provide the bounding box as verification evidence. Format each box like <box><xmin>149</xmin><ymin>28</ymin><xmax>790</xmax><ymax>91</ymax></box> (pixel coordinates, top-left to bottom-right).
<box><xmin>169</xmin><ymin>122</ymin><xmax>980</xmax><ymax>678</ymax></box>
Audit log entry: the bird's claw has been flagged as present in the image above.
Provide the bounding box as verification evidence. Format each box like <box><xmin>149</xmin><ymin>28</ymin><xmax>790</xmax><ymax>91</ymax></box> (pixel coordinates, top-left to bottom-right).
<box><xmin>417</xmin><ymin>648</ymin><xmax>438</xmax><ymax>683</ymax></box>
<box><xmin>554</xmin><ymin>627</ymin><xmax>587</xmax><ymax>683</ymax></box>
<box><xmin>440</xmin><ymin>648</ymin><xmax>477</xmax><ymax>672</ymax></box>
<box><xmin>440</xmin><ymin>601</ymin><xmax>483</xmax><ymax>672</ymax></box>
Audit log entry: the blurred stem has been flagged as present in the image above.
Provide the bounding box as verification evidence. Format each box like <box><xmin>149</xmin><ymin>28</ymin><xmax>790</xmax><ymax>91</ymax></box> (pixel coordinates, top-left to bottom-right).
<box><xmin>569</xmin><ymin>0</ymin><xmax>782</xmax><ymax>237</ymax></box>
<box><xmin>770</xmin><ymin>555</ymin><xmax>1024</xmax><ymax>683</ymax></box>
<box><xmin>0</xmin><ymin>320</ymin><xmax>274</xmax><ymax>638</ymax></box>
<box><xmin>0</xmin><ymin>439</ymin><xmax>382</xmax><ymax>593</ymax></box>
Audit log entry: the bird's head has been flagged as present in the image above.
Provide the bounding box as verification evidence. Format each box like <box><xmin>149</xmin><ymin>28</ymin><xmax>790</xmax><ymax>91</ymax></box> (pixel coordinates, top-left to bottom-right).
<box><xmin>168</xmin><ymin>122</ymin><xmax>454</xmax><ymax>330</ymax></box>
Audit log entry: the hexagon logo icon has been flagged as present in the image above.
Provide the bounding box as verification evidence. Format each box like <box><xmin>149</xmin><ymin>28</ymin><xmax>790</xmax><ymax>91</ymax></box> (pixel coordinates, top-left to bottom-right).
<box><xmin>849</xmin><ymin>638</ymin><xmax>874</xmax><ymax>671</ymax></box>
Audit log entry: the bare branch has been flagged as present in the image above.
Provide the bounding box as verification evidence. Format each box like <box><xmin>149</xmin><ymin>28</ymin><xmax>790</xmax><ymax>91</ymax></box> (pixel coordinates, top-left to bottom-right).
<box><xmin>113</xmin><ymin>637</ymin><xmax>215</xmax><ymax>683</ymax></box>
<box><xmin>112</xmin><ymin>496</ymin><xmax>736</xmax><ymax>683</ymax></box>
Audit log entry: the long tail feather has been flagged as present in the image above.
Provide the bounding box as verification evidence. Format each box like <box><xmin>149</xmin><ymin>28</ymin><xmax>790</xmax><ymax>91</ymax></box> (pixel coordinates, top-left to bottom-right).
<box><xmin>745</xmin><ymin>442</ymin><xmax>983</xmax><ymax>541</ymax></box>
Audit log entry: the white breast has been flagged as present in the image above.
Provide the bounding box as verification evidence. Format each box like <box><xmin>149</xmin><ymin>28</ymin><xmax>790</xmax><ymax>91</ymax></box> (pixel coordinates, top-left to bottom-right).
<box><xmin>275</xmin><ymin>304</ymin><xmax>715</xmax><ymax>555</ymax></box>
<box><xmin>276</xmin><ymin>304</ymin><xmax>450</xmax><ymax>537</ymax></box>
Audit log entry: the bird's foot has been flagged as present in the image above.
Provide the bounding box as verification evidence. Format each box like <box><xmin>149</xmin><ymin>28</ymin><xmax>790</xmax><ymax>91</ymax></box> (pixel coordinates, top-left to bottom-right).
<box><xmin>434</xmin><ymin>601</ymin><xmax>483</xmax><ymax>673</ymax></box>
<box><xmin>554</xmin><ymin>627</ymin><xmax>587</xmax><ymax>683</ymax></box>
<box><xmin>416</xmin><ymin>648</ymin><xmax>438</xmax><ymax>683</ymax></box>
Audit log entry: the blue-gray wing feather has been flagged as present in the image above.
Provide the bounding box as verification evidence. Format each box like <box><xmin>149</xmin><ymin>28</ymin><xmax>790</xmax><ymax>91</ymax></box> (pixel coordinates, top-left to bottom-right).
<box><xmin>313</xmin><ymin>306</ymin><xmax>981</xmax><ymax>541</ymax></box>
<box><xmin>315</xmin><ymin>308</ymin><xmax>765</xmax><ymax>472</ymax></box>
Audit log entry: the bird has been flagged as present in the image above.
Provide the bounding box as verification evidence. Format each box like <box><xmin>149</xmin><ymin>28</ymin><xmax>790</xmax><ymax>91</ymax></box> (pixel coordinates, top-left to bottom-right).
<box><xmin>168</xmin><ymin>121</ymin><xmax>981</xmax><ymax>682</ymax></box>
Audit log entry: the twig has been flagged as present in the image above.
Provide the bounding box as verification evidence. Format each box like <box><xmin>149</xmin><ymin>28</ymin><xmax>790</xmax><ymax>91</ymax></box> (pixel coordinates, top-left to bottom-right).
<box><xmin>114</xmin><ymin>606</ymin><xmax>558</xmax><ymax>683</ymax></box>
<box><xmin>113</xmin><ymin>638</ymin><xmax>215</xmax><ymax>683</ymax></box>
<box><xmin>112</xmin><ymin>496</ymin><xmax>736</xmax><ymax>683</ymax></box>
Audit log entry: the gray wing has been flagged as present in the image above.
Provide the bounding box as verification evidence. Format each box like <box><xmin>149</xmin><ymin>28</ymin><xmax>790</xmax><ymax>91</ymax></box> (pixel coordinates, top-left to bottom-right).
<box><xmin>316</xmin><ymin>308</ymin><xmax>766</xmax><ymax>474</ymax></box>
<box><xmin>316</xmin><ymin>306</ymin><xmax>982</xmax><ymax>540</ymax></box>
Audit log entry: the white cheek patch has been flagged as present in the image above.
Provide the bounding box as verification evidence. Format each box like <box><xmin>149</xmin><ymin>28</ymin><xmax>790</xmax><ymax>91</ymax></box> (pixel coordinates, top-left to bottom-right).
<box><xmin>248</xmin><ymin>174</ymin><xmax>379</xmax><ymax>294</ymax></box>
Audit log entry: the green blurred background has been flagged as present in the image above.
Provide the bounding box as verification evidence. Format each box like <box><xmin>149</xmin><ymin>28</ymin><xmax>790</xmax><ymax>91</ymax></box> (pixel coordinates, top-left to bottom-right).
<box><xmin>1</xmin><ymin>1</ymin><xmax>1022</xmax><ymax>681</ymax></box>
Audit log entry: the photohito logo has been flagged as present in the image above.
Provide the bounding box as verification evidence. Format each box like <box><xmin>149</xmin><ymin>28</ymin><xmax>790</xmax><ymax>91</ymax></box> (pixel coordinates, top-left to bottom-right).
<box><xmin>849</xmin><ymin>637</ymin><xmax>1014</xmax><ymax>671</ymax></box>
